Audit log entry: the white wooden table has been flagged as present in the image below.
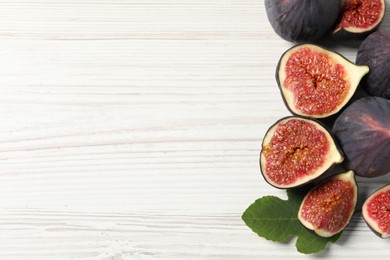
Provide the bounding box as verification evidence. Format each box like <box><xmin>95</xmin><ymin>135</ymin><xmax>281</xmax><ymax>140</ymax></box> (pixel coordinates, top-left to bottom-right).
<box><xmin>0</xmin><ymin>1</ymin><xmax>389</xmax><ymax>259</ymax></box>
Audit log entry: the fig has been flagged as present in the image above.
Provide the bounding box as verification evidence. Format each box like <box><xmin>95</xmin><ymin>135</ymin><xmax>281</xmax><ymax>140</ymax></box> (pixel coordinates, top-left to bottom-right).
<box><xmin>362</xmin><ymin>184</ymin><xmax>390</xmax><ymax>239</ymax></box>
<box><xmin>264</xmin><ymin>0</ymin><xmax>341</xmax><ymax>42</ymax></box>
<box><xmin>333</xmin><ymin>97</ymin><xmax>390</xmax><ymax>178</ymax></box>
<box><xmin>356</xmin><ymin>28</ymin><xmax>390</xmax><ymax>98</ymax></box>
<box><xmin>298</xmin><ymin>171</ymin><xmax>358</xmax><ymax>237</ymax></box>
<box><xmin>260</xmin><ymin>116</ymin><xmax>343</xmax><ymax>189</ymax></box>
<box><xmin>276</xmin><ymin>44</ymin><xmax>369</xmax><ymax>118</ymax></box>
<box><xmin>333</xmin><ymin>0</ymin><xmax>385</xmax><ymax>39</ymax></box>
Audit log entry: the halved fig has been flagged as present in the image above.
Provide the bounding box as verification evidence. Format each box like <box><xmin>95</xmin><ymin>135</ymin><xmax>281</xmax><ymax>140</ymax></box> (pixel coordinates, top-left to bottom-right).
<box><xmin>260</xmin><ymin>116</ymin><xmax>343</xmax><ymax>189</ymax></box>
<box><xmin>333</xmin><ymin>0</ymin><xmax>385</xmax><ymax>39</ymax></box>
<box><xmin>362</xmin><ymin>184</ymin><xmax>390</xmax><ymax>239</ymax></box>
<box><xmin>356</xmin><ymin>28</ymin><xmax>390</xmax><ymax>98</ymax></box>
<box><xmin>298</xmin><ymin>171</ymin><xmax>358</xmax><ymax>237</ymax></box>
<box><xmin>265</xmin><ymin>0</ymin><xmax>341</xmax><ymax>42</ymax></box>
<box><xmin>277</xmin><ymin>44</ymin><xmax>369</xmax><ymax>118</ymax></box>
<box><xmin>333</xmin><ymin>97</ymin><xmax>390</xmax><ymax>177</ymax></box>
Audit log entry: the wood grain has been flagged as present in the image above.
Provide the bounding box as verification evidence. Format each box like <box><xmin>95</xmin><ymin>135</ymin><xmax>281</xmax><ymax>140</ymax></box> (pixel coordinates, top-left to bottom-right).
<box><xmin>0</xmin><ymin>0</ymin><xmax>389</xmax><ymax>259</ymax></box>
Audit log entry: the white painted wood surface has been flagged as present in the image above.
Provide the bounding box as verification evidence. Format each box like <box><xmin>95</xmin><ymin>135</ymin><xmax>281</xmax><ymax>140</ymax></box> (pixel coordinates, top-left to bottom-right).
<box><xmin>0</xmin><ymin>0</ymin><xmax>389</xmax><ymax>259</ymax></box>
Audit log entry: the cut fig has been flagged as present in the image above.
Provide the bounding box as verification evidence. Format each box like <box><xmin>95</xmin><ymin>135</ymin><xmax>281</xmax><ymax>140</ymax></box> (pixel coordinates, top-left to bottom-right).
<box><xmin>277</xmin><ymin>44</ymin><xmax>369</xmax><ymax>118</ymax></box>
<box><xmin>333</xmin><ymin>0</ymin><xmax>385</xmax><ymax>39</ymax></box>
<box><xmin>265</xmin><ymin>0</ymin><xmax>341</xmax><ymax>42</ymax></box>
<box><xmin>356</xmin><ymin>28</ymin><xmax>390</xmax><ymax>98</ymax></box>
<box><xmin>260</xmin><ymin>116</ymin><xmax>343</xmax><ymax>189</ymax></box>
<box><xmin>333</xmin><ymin>97</ymin><xmax>390</xmax><ymax>177</ymax></box>
<box><xmin>298</xmin><ymin>171</ymin><xmax>358</xmax><ymax>237</ymax></box>
<box><xmin>362</xmin><ymin>184</ymin><xmax>390</xmax><ymax>239</ymax></box>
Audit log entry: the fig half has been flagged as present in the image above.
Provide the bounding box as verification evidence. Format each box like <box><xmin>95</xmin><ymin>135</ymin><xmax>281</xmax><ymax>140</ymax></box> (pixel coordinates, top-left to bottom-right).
<box><xmin>260</xmin><ymin>116</ymin><xmax>343</xmax><ymax>189</ymax></box>
<box><xmin>298</xmin><ymin>171</ymin><xmax>358</xmax><ymax>237</ymax></box>
<box><xmin>333</xmin><ymin>0</ymin><xmax>385</xmax><ymax>39</ymax></box>
<box><xmin>264</xmin><ymin>0</ymin><xmax>341</xmax><ymax>42</ymax></box>
<box><xmin>277</xmin><ymin>44</ymin><xmax>369</xmax><ymax>118</ymax></box>
<box><xmin>333</xmin><ymin>97</ymin><xmax>390</xmax><ymax>178</ymax></box>
<box><xmin>362</xmin><ymin>184</ymin><xmax>390</xmax><ymax>239</ymax></box>
<box><xmin>356</xmin><ymin>28</ymin><xmax>390</xmax><ymax>98</ymax></box>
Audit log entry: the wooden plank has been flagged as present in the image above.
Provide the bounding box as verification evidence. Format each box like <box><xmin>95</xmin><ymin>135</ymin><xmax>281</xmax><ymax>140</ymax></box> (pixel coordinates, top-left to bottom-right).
<box><xmin>0</xmin><ymin>0</ymin><xmax>389</xmax><ymax>258</ymax></box>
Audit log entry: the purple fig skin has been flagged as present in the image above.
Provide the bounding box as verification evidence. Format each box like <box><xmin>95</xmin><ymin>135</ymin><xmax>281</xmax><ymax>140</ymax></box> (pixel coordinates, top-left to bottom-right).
<box><xmin>356</xmin><ymin>29</ymin><xmax>390</xmax><ymax>99</ymax></box>
<box><xmin>333</xmin><ymin>97</ymin><xmax>390</xmax><ymax>177</ymax></box>
<box><xmin>264</xmin><ymin>0</ymin><xmax>341</xmax><ymax>42</ymax></box>
<box><xmin>332</xmin><ymin>25</ymin><xmax>381</xmax><ymax>40</ymax></box>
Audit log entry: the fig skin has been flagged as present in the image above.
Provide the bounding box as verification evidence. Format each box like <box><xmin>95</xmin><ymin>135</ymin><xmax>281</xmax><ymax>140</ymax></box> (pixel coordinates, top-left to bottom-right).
<box><xmin>332</xmin><ymin>0</ymin><xmax>385</xmax><ymax>40</ymax></box>
<box><xmin>276</xmin><ymin>44</ymin><xmax>369</xmax><ymax>118</ymax></box>
<box><xmin>362</xmin><ymin>184</ymin><xmax>390</xmax><ymax>239</ymax></box>
<box><xmin>260</xmin><ymin>116</ymin><xmax>344</xmax><ymax>189</ymax></box>
<box><xmin>264</xmin><ymin>0</ymin><xmax>341</xmax><ymax>42</ymax></box>
<box><xmin>298</xmin><ymin>170</ymin><xmax>358</xmax><ymax>237</ymax></box>
<box><xmin>333</xmin><ymin>97</ymin><xmax>390</xmax><ymax>177</ymax></box>
<box><xmin>356</xmin><ymin>28</ymin><xmax>390</xmax><ymax>98</ymax></box>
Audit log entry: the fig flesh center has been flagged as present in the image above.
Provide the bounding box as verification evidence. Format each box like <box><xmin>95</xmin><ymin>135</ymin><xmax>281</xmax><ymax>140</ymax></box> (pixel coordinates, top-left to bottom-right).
<box><xmin>337</xmin><ymin>0</ymin><xmax>383</xmax><ymax>30</ymax></box>
<box><xmin>366</xmin><ymin>191</ymin><xmax>390</xmax><ymax>235</ymax></box>
<box><xmin>299</xmin><ymin>178</ymin><xmax>355</xmax><ymax>234</ymax></box>
<box><xmin>284</xmin><ymin>47</ymin><xmax>349</xmax><ymax>116</ymax></box>
<box><xmin>263</xmin><ymin>119</ymin><xmax>329</xmax><ymax>186</ymax></box>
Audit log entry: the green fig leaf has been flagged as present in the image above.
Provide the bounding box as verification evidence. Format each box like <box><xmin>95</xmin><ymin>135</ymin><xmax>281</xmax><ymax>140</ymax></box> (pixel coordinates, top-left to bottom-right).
<box><xmin>242</xmin><ymin>188</ymin><xmax>342</xmax><ymax>254</ymax></box>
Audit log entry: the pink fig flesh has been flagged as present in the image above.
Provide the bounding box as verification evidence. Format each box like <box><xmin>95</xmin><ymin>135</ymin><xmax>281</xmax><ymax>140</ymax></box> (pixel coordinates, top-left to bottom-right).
<box><xmin>298</xmin><ymin>171</ymin><xmax>357</xmax><ymax>237</ymax></box>
<box><xmin>362</xmin><ymin>184</ymin><xmax>390</xmax><ymax>238</ymax></box>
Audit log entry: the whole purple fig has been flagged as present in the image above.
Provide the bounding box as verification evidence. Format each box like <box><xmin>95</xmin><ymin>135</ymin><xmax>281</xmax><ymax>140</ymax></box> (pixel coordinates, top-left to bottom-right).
<box><xmin>356</xmin><ymin>28</ymin><xmax>390</xmax><ymax>98</ymax></box>
<box><xmin>265</xmin><ymin>0</ymin><xmax>341</xmax><ymax>42</ymax></box>
<box><xmin>333</xmin><ymin>97</ymin><xmax>390</xmax><ymax>178</ymax></box>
